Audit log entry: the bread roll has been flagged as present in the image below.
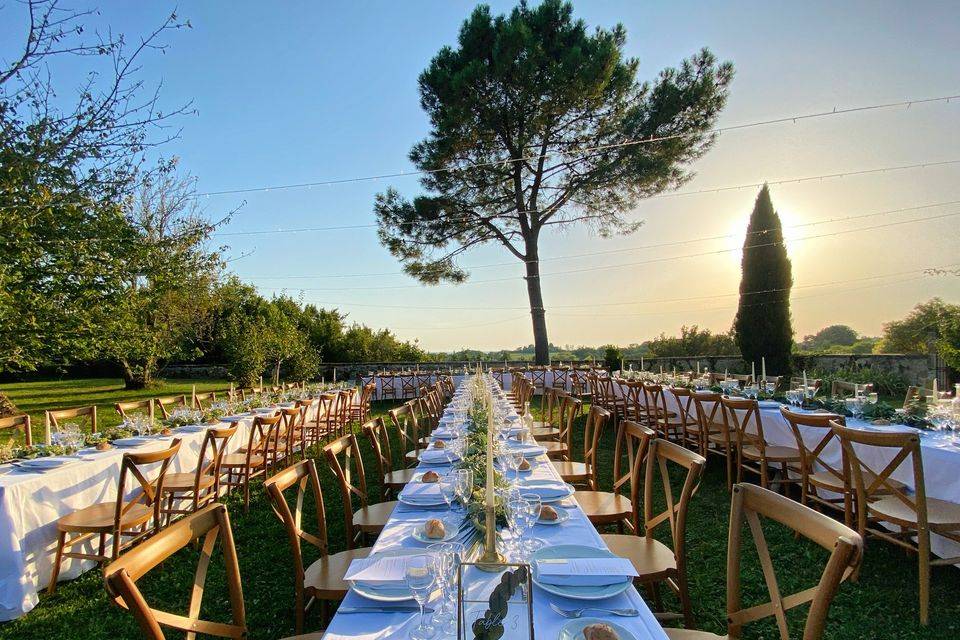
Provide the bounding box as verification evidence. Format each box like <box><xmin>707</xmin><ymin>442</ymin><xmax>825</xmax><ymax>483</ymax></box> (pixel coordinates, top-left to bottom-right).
<box><xmin>433</xmin><ymin>440</ymin><xmax>445</xmax><ymax>449</ymax></box>
<box><xmin>421</xmin><ymin>470</ymin><xmax>440</xmax><ymax>483</ymax></box>
<box><xmin>539</xmin><ymin>505</ymin><xmax>558</xmax><ymax>521</ymax></box>
<box><xmin>424</xmin><ymin>518</ymin><xmax>446</xmax><ymax>539</ymax></box>
<box><xmin>582</xmin><ymin>622</ymin><xmax>619</xmax><ymax>640</ymax></box>
<box><xmin>518</xmin><ymin>458</ymin><xmax>531</xmax><ymax>471</ymax></box>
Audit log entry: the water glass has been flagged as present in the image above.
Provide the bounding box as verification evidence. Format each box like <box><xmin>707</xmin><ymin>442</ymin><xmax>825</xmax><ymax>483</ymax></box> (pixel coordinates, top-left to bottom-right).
<box><xmin>455</xmin><ymin>469</ymin><xmax>473</xmax><ymax>510</ymax></box>
<box><xmin>439</xmin><ymin>475</ymin><xmax>458</xmax><ymax>510</ymax></box>
<box><xmin>404</xmin><ymin>555</ymin><xmax>437</xmax><ymax>640</ymax></box>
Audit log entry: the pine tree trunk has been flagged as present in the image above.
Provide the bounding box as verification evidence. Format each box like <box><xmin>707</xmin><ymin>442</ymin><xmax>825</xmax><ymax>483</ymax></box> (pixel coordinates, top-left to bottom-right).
<box><xmin>524</xmin><ymin>238</ymin><xmax>549</xmax><ymax>365</ymax></box>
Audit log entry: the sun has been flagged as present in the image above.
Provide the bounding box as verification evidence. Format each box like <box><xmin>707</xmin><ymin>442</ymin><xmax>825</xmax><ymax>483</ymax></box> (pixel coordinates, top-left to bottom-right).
<box><xmin>725</xmin><ymin>198</ymin><xmax>805</xmax><ymax>267</ymax></box>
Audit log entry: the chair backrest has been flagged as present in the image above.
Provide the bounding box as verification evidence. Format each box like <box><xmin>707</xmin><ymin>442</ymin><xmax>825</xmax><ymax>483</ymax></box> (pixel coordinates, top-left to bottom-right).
<box><xmin>388</xmin><ymin>401</ymin><xmax>422</xmax><ymax>456</ymax></box>
<box><xmin>195</xmin><ymin>425</ymin><xmax>238</xmax><ymax>491</ymax></box>
<box><xmin>245</xmin><ymin>413</ymin><xmax>283</xmax><ymax>468</ymax></box>
<box><xmin>155</xmin><ymin>395</ymin><xmax>188</xmax><ymax>419</ymax></box>
<box><xmin>113</xmin><ymin>440</ymin><xmax>182</xmax><ymax>553</ymax></box>
<box><xmin>830</xmin><ymin>380</ymin><xmax>872</xmax><ymax>397</ymax></box>
<box><xmin>323</xmin><ymin>433</ymin><xmax>369</xmax><ymax>547</ymax></box>
<box><xmin>725</xmin><ymin>483</ymin><xmax>862</xmax><ymax>640</ymax></box>
<box><xmin>552</xmin><ymin>367</ymin><xmax>569</xmax><ymax>390</ymax></box>
<box><xmin>103</xmin><ymin>503</ymin><xmax>246</xmax><ymax>640</ymax></box>
<box><xmin>780</xmin><ymin>408</ymin><xmax>846</xmax><ymax>488</ymax></box>
<box><xmin>115</xmin><ymin>399</ymin><xmax>155</xmax><ymax>423</ymax></box>
<box><xmin>644</xmin><ymin>439</ymin><xmax>705</xmax><ymax>572</ymax></box>
<box><xmin>380</xmin><ymin>374</ymin><xmax>397</xmax><ymax>395</ymax></box>
<box><xmin>691</xmin><ymin>391</ymin><xmax>727</xmax><ymax>443</ymax></box>
<box><xmin>193</xmin><ymin>391</ymin><xmax>217</xmax><ymax>411</ymax></box>
<box><xmin>582</xmin><ymin>405</ymin><xmax>610</xmax><ymax>484</ymax></box>
<box><xmin>362</xmin><ymin>417</ymin><xmax>394</xmax><ymax>480</ymax></box>
<box><xmin>831</xmin><ymin>421</ymin><xmax>926</xmax><ymax>536</ymax></box>
<box><xmin>359</xmin><ymin>382</ymin><xmax>376</xmax><ymax>407</ymax></box>
<box><xmin>556</xmin><ymin>395</ymin><xmax>581</xmax><ymax>452</ymax></box>
<box><xmin>668</xmin><ymin>386</ymin><xmax>697</xmax><ymax>430</ymax></box>
<box><xmin>264</xmin><ymin>459</ymin><xmax>331</xmax><ymax>621</ymax></box>
<box><xmin>45</xmin><ymin>405</ymin><xmax>97</xmax><ymax>443</ymax></box>
<box><xmin>641</xmin><ymin>383</ymin><xmax>672</xmax><ymax>436</ymax></box>
<box><xmin>0</xmin><ymin>414</ymin><xmax>31</xmax><ymax>446</ymax></box>
<box><xmin>612</xmin><ymin>421</ymin><xmax>656</xmax><ymax>530</ymax></box>
<box><xmin>719</xmin><ymin>396</ymin><xmax>766</xmax><ymax>454</ymax></box>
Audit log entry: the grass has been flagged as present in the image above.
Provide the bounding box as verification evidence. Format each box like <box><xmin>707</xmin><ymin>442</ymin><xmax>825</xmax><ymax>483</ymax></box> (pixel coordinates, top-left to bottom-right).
<box><xmin>1</xmin><ymin>385</ymin><xmax>959</xmax><ymax>639</ymax></box>
<box><xmin>0</xmin><ymin>378</ymin><xmax>235</xmax><ymax>444</ymax></box>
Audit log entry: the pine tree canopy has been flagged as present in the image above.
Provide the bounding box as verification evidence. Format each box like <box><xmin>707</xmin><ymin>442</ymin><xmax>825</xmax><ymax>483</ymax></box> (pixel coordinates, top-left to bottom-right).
<box><xmin>733</xmin><ymin>185</ymin><xmax>794</xmax><ymax>374</ymax></box>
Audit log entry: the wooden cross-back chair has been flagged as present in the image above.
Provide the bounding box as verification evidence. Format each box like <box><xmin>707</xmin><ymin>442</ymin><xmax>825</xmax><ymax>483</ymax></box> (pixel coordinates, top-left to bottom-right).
<box><xmin>103</xmin><ymin>503</ymin><xmax>246</xmax><ymax>640</ymax></box>
<box><xmin>553</xmin><ymin>404</ymin><xmax>608</xmax><ymax>491</ymax></box>
<box><xmin>49</xmin><ymin>439</ymin><xmax>182</xmax><ymax>594</ymax></box>
<box><xmin>666</xmin><ymin>387</ymin><xmax>703</xmax><ymax>451</ymax></box>
<box><xmin>789</xmin><ymin>377</ymin><xmax>822</xmax><ymax>393</ymax></box>
<box><xmin>552</xmin><ymin>367</ymin><xmax>569</xmax><ymax>392</ymax></box>
<box><xmin>323</xmin><ymin>433</ymin><xmax>396</xmax><ymax>548</ymax></box>
<box><xmin>279</xmin><ymin>405</ymin><xmax>306</xmax><ymax>464</ymax></box>
<box><xmin>691</xmin><ymin>392</ymin><xmax>734</xmax><ymax>489</ymax></box>
<box><xmin>115</xmin><ymin>399</ymin><xmax>155</xmax><ymax>423</ymax></box>
<box><xmin>363</xmin><ymin>417</ymin><xmax>415</xmax><ymax>500</ymax></box>
<box><xmin>540</xmin><ymin>393</ymin><xmax>577</xmax><ymax>460</ymax></box>
<box><xmin>193</xmin><ymin>391</ymin><xmax>217</xmax><ymax>411</ymax></box>
<box><xmin>621</xmin><ymin>380</ymin><xmax>646</xmax><ymax>424</ymax></box>
<box><xmin>349</xmin><ymin>382</ymin><xmax>376</xmax><ymax>425</ymax></box>
<box><xmin>265</xmin><ymin>460</ymin><xmax>372</xmax><ymax>634</ymax></box>
<box><xmin>155</xmin><ymin>395</ymin><xmax>189</xmax><ymax>420</ymax></box>
<box><xmin>832</xmin><ymin>422</ymin><xmax>960</xmax><ymax>625</ymax></box>
<box><xmin>641</xmin><ymin>384</ymin><xmax>688</xmax><ymax>442</ymax></box>
<box><xmin>298</xmin><ymin>397</ymin><xmax>322</xmax><ymax>449</ymax></box>
<box><xmin>576</xmin><ymin>420</ymin><xmax>655</xmax><ymax>534</ymax></box>
<box><xmin>719</xmin><ymin>396</ymin><xmax>800</xmax><ymax>495</ymax></box>
<box><xmin>379</xmin><ymin>374</ymin><xmax>397</xmax><ymax>400</ymax></box>
<box><xmin>398</xmin><ymin>373</ymin><xmax>417</xmax><ymax>399</ymax></box>
<box><xmin>530</xmin><ymin>367</ymin><xmax>547</xmax><ymax>395</ymax></box>
<box><xmin>604</xmin><ymin>437</ymin><xmax>705</xmax><ymax>628</ymax></box>
<box><xmin>220</xmin><ymin>413</ymin><xmax>282</xmax><ymax>512</ymax></box>
<box><xmin>570</xmin><ymin>368</ymin><xmax>592</xmax><ymax>405</ymax></box>
<box><xmin>0</xmin><ymin>414</ymin><xmax>31</xmax><ymax>446</ymax></box>
<box><xmin>531</xmin><ymin>386</ymin><xmax>563</xmax><ymax>441</ymax></box>
<box><xmin>492</xmin><ymin>368</ymin><xmax>505</xmax><ymax>387</ymax></box>
<box><xmin>44</xmin><ymin>405</ymin><xmax>96</xmax><ymax>444</ymax></box>
<box><xmin>665</xmin><ymin>483</ymin><xmax>862</xmax><ymax>640</ymax></box>
<box><xmin>779</xmin><ymin>408</ymin><xmax>854</xmax><ymax>526</ymax></box>
<box><xmin>388</xmin><ymin>401</ymin><xmax>423</xmax><ymax>467</ymax></box>
<box><xmin>160</xmin><ymin>424</ymin><xmax>237</xmax><ymax>526</ymax></box>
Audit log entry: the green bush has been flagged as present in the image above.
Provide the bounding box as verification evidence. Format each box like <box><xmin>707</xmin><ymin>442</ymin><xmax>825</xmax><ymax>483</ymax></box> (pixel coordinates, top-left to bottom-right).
<box><xmin>809</xmin><ymin>365</ymin><xmax>909</xmax><ymax>398</ymax></box>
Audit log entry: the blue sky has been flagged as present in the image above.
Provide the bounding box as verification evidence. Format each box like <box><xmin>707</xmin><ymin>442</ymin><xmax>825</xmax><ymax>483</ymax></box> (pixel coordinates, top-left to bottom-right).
<box><xmin>3</xmin><ymin>1</ymin><xmax>959</xmax><ymax>351</ymax></box>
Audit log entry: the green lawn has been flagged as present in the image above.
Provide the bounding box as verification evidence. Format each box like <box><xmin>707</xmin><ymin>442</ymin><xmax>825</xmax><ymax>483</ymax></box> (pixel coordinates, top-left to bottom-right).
<box><xmin>1</xmin><ymin>387</ymin><xmax>958</xmax><ymax>639</ymax></box>
<box><xmin>0</xmin><ymin>378</ymin><xmax>234</xmax><ymax>443</ymax></box>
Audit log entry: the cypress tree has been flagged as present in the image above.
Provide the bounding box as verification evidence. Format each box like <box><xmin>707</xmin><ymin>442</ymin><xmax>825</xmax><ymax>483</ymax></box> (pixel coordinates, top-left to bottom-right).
<box><xmin>733</xmin><ymin>185</ymin><xmax>794</xmax><ymax>374</ymax></box>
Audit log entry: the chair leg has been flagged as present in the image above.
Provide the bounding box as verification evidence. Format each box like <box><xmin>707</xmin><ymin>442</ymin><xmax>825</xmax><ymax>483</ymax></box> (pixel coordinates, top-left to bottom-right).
<box><xmin>919</xmin><ymin>529</ymin><xmax>930</xmax><ymax>625</ymax></box>
<box><xmin>48</xmin><ymin>531</ymin><xmax>67</xmax><ymax>594</ymax></box>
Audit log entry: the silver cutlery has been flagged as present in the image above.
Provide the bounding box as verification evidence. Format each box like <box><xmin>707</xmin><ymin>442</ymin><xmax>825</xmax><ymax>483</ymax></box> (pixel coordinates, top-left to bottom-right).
<box><xmin>337</xmin><ymin>606</ymin><xmax>432</xmax><ymax>614</ymax></box>
<box><xmin>549</xmin><ymin>602</ymin><xmax>639</xmax><ymax>618</ymax></box>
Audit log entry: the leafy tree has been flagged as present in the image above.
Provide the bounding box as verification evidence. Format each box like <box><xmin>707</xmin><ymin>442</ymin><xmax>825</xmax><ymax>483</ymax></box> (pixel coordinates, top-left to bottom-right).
<box><xmin>647</xmin><ymin>325</ymin><xmax>739</xmax><ymax>357</ymax></box>
<box><xmin>375</xmin><ymin>0</ymin><xmax>733</xmax><ymax>364</ymax></box>
<box><xmin>603</xmin><ymin>345</ymin><xmax>623</xmax><ymax>372</ymax></box>
<box><xmin>800</xmin><ymin>325</ymin><xmax>859</xmax><ymax>351</ymax></box>
<box><xmin>733</xmin><ymin>185</ymin><xmax>793</xmax><ymax>374</ymax></box>
<box><xmin>877</xmin><ymin>298</ymin><xmax>960</xmax><ymax>369</ymax></box>
<box><xmin>100</xmin><ymin>163</ymin><xmax>225</xmax><ymax>389</ymax></box>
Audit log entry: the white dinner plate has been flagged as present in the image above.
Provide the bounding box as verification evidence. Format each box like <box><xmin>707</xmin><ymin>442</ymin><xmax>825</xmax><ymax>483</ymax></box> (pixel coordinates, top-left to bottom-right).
<box><xmin>757</xmin><ymin>400</ymin><xmax>781</xmax><ymax>409</ymax></box>
<box><xmin>531</xmin><ymin>544</ymin><xmax>632</xmax><ymax>601</ymax></box>
<box><xmin>17</xmin><ymin>456</ymin><xmax>77</xmax><ymax>469</ymax></box>
<box><xmin>111</xmin><ymin>437</ymin><xmax>153</xmax><ymax>447</ymax></box>
<box><xmin>411</xmin><ymin>520</ymin><xmax>458</xmax><ymax>543</ymax></box>
<box><xmin>518</xmin><ymin>482</ymin><xmax>575</xmax><ymax>503</ymax></box>
<box><xmin>349</xmin><ymin>549</ymin><xmax>437</xmax><ymax>602</ymax></box>
<box><xmin>174</xmin><ymin>425</ymin><xmax>207</xmax><ymax>433</ymax></box>
<box><xmin>220</xmin><ymin>414</ymin><xmax>249</xmax><ymax>422</ymax></box>
<box><xmin>398</xmin><ymin>493</ymin><xmax>448</xmax><ymax>508</ymax></box>
<box><xmin>558</xmin><ymin>618</ymin><xmax>637</xmax><ymax>640</ymax></box>
<box><xmin>536</xmin><ymin>508</ymin><xmax>570</xmax><ymax>526</ymax></box>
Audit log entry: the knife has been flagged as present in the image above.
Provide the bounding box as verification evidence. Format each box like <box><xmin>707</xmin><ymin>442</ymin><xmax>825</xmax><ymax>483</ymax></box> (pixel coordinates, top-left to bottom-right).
<box><xmin>337</xmin><ymin>606</ymin><xmax>432</xmax><ymax>614</ymax></box>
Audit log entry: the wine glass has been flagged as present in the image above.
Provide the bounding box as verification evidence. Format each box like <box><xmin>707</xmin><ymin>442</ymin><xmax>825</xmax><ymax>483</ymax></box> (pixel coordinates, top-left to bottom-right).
<box><xmin>520</xmin><ymin>496</ymin><xmax>543</xmax><ymax>557</ymax></box>
<box><xmin>404</xmin><ymin>554</ymin><xmax>437</xmax><ymax>640</ymax></box>
<box><xmin>455</xmin><ymin>469</ymin><xmax>473</xmax><ymax>511</ymax></box>
<box><xmin>439</xmin><ymin>474</ymin><xmax>458</xmax><ymax>512</ymax></box>
<box><xmin>506</xmin><ymin>496</ymin><xmax>525</xmax><ymax>561</ymax></box>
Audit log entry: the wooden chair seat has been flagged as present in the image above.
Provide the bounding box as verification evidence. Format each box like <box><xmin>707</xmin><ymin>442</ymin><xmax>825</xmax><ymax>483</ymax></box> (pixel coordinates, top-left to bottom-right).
<box><xmin>574</xmin><ymin>490</ymin><xmax>633</xmax><ymax>525</ymax></box>
<box><xmin>741</xmin><ymin>444</ymin><xmax>800</xmax><ymax>462</ymax></box>
<box><xmin>161</xmin><ymin>472</ymin><xmax>217</xmax><ymax>492</ymax></box>
<box><xmin>531</xmin><ymin>426</ymin><xmax>560</xmax><ymax>440</ymax></box>
<box><xmin>384</xmin><ymin>468</ymin><xmax>417</xmax><ymax>490</ymax></box>
<box><xmin>221</xmin><ymin>453</ymin><xmax>265</xmax><ymax>468</ymax></box>
<box><xmin>58</xmin><ymin>501</ymin><xmax>153</xmax><ymax>533</ymax></box>
<box><xmin>601</xmin><ymin>534</ymin><xmax>677</xmax><ymax>582</ymax></box>
<box><xmin>541</xmin><ymin>440</ymin><xmax>569</xmax><ymax>459</ymax></box>
<box><xmin>552</xmin><ymin>460</ymin><xmax>589</xmax><ymax>482</ymax></box>
<box><xmin>304</xmin><ymin>547</ymin><xmax>372</xmax><ymax>599</ymax></box>
<box><xmin>870</xmin><ymin>495</ymin><xmax>960</xmax><ymax>529</ymax></box>
<box><xmin>705</xmin><ymin>431</ymin><xmax>728</xmax><ymax>445</ymax></box>
<box><xmin>352</xmin><ymin>501</ymin><xmax>398</xmax><ymax>532</ymax></box>
<box><xmin>403</xmin><ymin>449</ymin><xmax>420</xmax><ymax>465</ymax></box>
<box><xmin>664</xmin><ymin>629</ymin><xmax>723</xmax><ymax>639</ymax></box>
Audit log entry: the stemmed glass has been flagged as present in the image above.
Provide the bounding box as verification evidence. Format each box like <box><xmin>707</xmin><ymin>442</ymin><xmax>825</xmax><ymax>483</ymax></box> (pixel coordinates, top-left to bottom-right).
<box><xmin>506</xmin><ymin>496</ymin><xmax>525</xmax><ymax>562</ymax></box>
<box><xmin>427</xmin><ymin>542</ymin><xmax>464</xmax><ymax>637</ymax></box>
<box><xmin>454</xmin><ymin>469</ymin><xmax>473</xmax><ymax>513</ymax></box>
<box><xmin>404</xmin><ymin>554</ymin><xmax>437</xmax><ymax>640</ymax></box>
<box><xmin>520</xmin><ymin>496</ymin><xmax>543</xmax><ymax>557</ymax></box>
<box><xmin>439</xmin><ymin>475</ymin><xmax>458</xmax><ymax>513</ymax></box>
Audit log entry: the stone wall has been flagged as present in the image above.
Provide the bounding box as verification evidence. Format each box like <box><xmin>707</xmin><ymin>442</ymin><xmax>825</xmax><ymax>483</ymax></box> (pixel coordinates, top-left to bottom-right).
<box><xmin>158</xmin><ymin>364</ymin><xmax>230</xmax><ymax>379</ymax></box>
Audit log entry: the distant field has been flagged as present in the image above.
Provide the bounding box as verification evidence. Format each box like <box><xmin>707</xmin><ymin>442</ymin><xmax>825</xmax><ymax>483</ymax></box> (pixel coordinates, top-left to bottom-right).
<box><xmin>0</xmin><ymin>378</ymin><xmax>233</xmax><ymax>443</ymax></box>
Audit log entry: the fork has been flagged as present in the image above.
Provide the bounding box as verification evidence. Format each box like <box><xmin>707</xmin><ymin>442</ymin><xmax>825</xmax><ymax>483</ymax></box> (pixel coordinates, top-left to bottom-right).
<box><xmin>549</xmin><ymin>602</ymin><xmax>639</xmax><ymax>618</ymax></box>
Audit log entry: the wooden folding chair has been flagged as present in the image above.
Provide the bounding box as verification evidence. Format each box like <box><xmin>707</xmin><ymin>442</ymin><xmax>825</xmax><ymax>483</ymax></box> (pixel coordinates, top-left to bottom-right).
<box><xmin>103</xmin><ymin>503</ymin><xmax>247</xmax><ymax>639</ymax></box>
<box><xmin>115</xmin><ymin>399</ymin><xmax>155</xmax><ymax>423</ymax></box>
<box><xmin>323</xmin><ymin>433</ymin><xmax>397</xmax><ymax>548</ymax></box>
<box><xmin>833</xmin><ymin>422</ymin><xmax>960</xmax><ymax>625</ymax></box>
<box><xmin>265</xmin><ymin>460</ymin><xmax>372</xmax><ymax>634</ymax></box>
<box><xmin>0</xmin><ymin>414</ymin><xmax>32</xmax><ymax>446</ymax></box>
<box><xmin>604</xmin><ymin>437</ymin><xmax>705</xmax><ymax>628</ymax></box>
<box><xmin>664</xmin><ymin>483</ymin><xmax>862</xmax><ymax>640</ymax></box>
<box><xmin>49</xmin><ymin>440</ymin><xmax>182</xmax><ymax>593</ymax></box>
<box><xmin>44</xmin><ymin>405</ymin><xmax>96</xmax><ymax>444</ymax></box>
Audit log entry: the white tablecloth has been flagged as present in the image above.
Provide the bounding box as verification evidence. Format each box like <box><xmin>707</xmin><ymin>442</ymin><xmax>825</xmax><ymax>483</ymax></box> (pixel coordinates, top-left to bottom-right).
<box><xmin>0</xmin><ymin>400</ymin><xmax>322</xmax><ymax>621</ymax></box>
<box><xmin>323</xmin><ymin>381</ymin><xmax>667</xmax><ymax>640</ymax></box>
<box><xmin>362</xmin><ymin>370</ymin><xmax>601</xmax><ymax>400</ymax></box>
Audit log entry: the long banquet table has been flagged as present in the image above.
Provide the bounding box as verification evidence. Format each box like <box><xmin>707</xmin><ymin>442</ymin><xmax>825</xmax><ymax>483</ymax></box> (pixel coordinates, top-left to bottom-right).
<box><xmin>323</xmin><ymin>379</ymin><xmax>667</xmax><ymax>640</ymax></box>
<box><xmin>0</xmin><ymin>401</ymin><xmax>323</xmax><ymax>621</ymax></box>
